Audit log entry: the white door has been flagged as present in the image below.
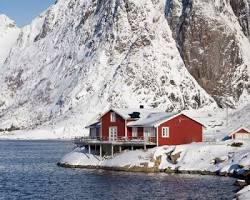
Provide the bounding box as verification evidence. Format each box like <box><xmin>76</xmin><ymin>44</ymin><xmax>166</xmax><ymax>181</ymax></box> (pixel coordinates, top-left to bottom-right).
<box><xmin>109</xmin><ymin>127</ymin><xmax>118</xmax><ymax>141</ymax></box>
<box><xmin>144</xmin><ymin>128</ymin><xmax>156</xmax><ymax>142</ymax></box>
<box><xmin>144</xmin><ymin>128</ymin><xmax>151</xmax><ymax>141</ymax></box>
<box><xmin>132</xmin><ymin>127</ymin><xmax>138</xmax><ymax>138</ymax></box>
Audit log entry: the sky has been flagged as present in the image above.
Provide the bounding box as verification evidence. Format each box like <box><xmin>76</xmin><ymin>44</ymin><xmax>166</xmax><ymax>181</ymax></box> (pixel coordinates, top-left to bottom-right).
<box><xmin>0</xmin><ymin>0</ymin><xmax>55</xmax><ymax>27</ymax></box>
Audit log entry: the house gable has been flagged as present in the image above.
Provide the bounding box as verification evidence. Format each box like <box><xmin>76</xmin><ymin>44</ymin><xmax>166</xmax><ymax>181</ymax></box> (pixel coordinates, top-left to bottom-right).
<box><xmin>229</xmin><ymin>127</ymin><xmax>250</xmax><ymax>136</ymax></box>
<box><xmin>157</xmin><ymin>114</ymin><xmax>203</xmax><ymax>146</ymax></box>
<box><xmin>154</xmin><ymin>113</ymin><xmax>205</xmax><ymax>128</ymax></box>
<box><xmin>101</xmin><ymin>110</ymin><xmax>126</xmax><ymax>140</ymax></box>
<box><xmin>229</xmin><ymin>127</ymin><xmax>250</xmax><ymax>140</ymax></box>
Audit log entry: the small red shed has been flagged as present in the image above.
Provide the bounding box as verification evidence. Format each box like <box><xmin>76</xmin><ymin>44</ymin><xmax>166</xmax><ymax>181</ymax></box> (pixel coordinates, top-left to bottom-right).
<box><xmin>229</xmin><ymin>127</ymin><xmax>250</xmax><ymax>140</ymax></box>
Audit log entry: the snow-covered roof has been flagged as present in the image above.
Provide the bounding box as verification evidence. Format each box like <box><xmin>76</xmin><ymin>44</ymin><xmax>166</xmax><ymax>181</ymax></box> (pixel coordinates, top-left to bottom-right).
<box><xmin>95</xmin><ymin>108</ymin><xmax>205</xmax><ymax>128</ymax></box>
<box><xmin>85</xmin><ymin>121</ymin><xmax>101</xmax><ymax>129</ymax></box>
<box><xmin>127</xmin><ymin>112</ymin><xmax>177</xmax><ymax>127</ymax></box>
<box><xmin>102</xmin><ymin>108</ymin><xmax>164</xmax><ymax>120</ymax></box>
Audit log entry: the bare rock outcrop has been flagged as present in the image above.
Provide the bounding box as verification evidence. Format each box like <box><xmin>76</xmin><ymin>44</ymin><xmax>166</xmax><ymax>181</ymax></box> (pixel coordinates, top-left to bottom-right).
<box><xmin>166</xmin><ymin>0</ymin><xmax>250</xmax><ymax>107</ymax></box>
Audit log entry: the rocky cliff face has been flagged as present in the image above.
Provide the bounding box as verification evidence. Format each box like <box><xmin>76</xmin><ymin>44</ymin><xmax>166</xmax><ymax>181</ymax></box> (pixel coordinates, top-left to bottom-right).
<box><xmin>0</xmin><ymin>0</ymin><xmax>215</xmax><ymax>130</ymax></box>
<box><xmin>166</xmin><ymin>0</ymin><xmax>250</xmax><ymax>107</ymax></box>
<box><xmin>230</xmin><ymin>0</ymin><xmax>250</xmax><ymax>39</ymax></box>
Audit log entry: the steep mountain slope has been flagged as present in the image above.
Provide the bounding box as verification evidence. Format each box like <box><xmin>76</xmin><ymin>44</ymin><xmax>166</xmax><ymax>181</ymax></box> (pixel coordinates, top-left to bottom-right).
<box><xmin>0</xmin><ymin>0</ymin><xmax>249</xmax><ymax>139</ymax></box>
<box><xmin>166</xmin><ymin>0</ymin><xmax>250</xmax><ymax>107</ymax></box>
<box><xmin>0</xmin><ymin>14</ymin><xmax>20</xmax><ymax>66</ymax></box>
<box><xmin>0</xmin><ymin>0</ymin><xmax>216</xmax><ymax>133</ymax></box>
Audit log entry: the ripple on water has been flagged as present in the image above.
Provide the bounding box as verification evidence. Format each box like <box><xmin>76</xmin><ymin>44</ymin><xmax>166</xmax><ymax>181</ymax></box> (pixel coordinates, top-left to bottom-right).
<box><xmin>0</xmin><ymin>140</ymin><xmax>237</xmax><ymax>200</ymax></box>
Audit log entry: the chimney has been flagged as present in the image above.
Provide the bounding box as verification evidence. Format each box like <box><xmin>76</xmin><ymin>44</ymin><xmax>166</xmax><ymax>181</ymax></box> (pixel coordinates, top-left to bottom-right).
<box><xmin>140</xmin><ymin>105</ymin><xmax>144</xmax><ymax>109</ymax></box>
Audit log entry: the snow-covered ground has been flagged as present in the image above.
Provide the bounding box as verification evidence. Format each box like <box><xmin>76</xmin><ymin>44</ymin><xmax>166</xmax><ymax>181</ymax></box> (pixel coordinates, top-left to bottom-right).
<box><xmin>60</xmin><ymin>140</ymin><xmax>250</xmax><ymax>174</ymax></box>
<box><xmin>237</xmin><ymin>185</ymin><xmax>250</xmax><ymax>200</ymax></box>
<box><xmin>61</xmin><ymin>147</ymin><xmax>156</xmax><ymax>168</ymax></box>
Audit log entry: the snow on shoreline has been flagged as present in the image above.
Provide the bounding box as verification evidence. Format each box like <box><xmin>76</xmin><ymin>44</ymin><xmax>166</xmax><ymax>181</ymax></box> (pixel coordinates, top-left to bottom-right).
<box><xmin>59</xmin><ymin>141</ymin><xmax>250</xmax><ymax>198</ymax></box>
<box><xmin>59</xmin><ymin>141</ymin><xmax>250</xmax><ymax>174</ymax></box>
<box><xmin>237</xmin><ymin>185</ymin><xmax>250</xmax><ymax>200</ymax></box>
<box><xmin>60</xmin><ymin>147</ymin><xmax>156</xmax><ymax>169</ymax></box>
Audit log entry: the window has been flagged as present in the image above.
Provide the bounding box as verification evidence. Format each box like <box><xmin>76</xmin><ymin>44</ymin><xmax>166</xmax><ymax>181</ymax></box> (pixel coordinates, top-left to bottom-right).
<box><xmin>162</xmin><ymin>127</ymin><xmax>169</xmax><ymax>138</ymax></box>
<box><xmin>144</xmin><ymin>128</ymin><xmax>156</xmax><ymax>138</ymax></box>
<box><xmin>132</xmin><ymin>127</ymin><xmax>138</xmax><ymax>138</ymax></box>
<box><xmin>110</xmin><ymin>112</ymin><xmax>116</xmax><ymax>122</ymax></box>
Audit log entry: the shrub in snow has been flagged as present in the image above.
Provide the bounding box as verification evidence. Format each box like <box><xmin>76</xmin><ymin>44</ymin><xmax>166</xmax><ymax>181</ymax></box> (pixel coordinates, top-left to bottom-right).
<box><xmin>230</xmin><ymin>142</ymin><xmax>243</xmax><ymax>147</ymax></box>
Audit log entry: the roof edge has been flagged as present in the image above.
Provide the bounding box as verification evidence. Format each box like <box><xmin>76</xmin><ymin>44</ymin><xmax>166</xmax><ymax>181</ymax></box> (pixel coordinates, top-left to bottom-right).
<box><xmin>99</xmin><ymin>108</ymin><xmax>129</xmax><ymax>120</ymax></box>
<box><xmin>229</xmin><ymin>126</ymin><xmax>250</xmax><ymax>136</ymax></box>
<box><xmin>153</xmin><ymin>112</ymin><xmax>206</xmax><ymax>128</ymax></box>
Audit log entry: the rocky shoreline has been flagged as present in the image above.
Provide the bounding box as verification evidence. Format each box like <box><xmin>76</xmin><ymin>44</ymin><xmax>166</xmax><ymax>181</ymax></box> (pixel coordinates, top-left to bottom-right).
<box><xmin>57</xmin><ymin>161</ymin><xmax>250</xmax><ymax>180</ymax></box>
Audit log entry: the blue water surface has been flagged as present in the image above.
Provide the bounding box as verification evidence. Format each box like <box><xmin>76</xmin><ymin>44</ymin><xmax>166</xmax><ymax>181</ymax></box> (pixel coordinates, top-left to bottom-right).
<box><xmin>0</xmin><ymin>140</ymin><xmax>237</xmax><ymax>200</ymax></box>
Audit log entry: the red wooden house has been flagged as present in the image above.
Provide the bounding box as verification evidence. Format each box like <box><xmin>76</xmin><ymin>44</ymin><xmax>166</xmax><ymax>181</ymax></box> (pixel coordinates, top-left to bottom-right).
<box><xmin>85</xmin><ymin>107</ymin><xmax>204</xmax><ymax>146</ymax></box>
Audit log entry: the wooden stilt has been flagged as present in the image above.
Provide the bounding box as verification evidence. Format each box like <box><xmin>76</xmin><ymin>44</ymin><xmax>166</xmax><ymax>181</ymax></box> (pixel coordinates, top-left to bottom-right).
<box><xmin>100</xmin><ymin>145</ymin><xmax>102</xmax><ymax>157</ymax></box>
<box><xmin>111</xmin><ymin>144</ymin><xmax>114</xmax><ymax>157</ymax></box>
<box><xmin>131</xmin><ymin>146</ymin><xmax>134</xmax><ymax>151</ymax></box>
<box><xmin>88</xmin><ymin>145</ymin><xmax>91</xmax><ymax>154</ymax></box>
<box><xmin>119</xmin><ymin>146</ymin><xmax>122</xmax><ymax>153</ymax></box>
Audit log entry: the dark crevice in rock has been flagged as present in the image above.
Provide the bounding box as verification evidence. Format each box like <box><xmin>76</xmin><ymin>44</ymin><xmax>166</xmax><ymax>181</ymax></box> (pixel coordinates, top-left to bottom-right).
<box><xmin>230</xmin><ymin>0</ymin><xmax>250</xmax><ymax>39</ymax></box>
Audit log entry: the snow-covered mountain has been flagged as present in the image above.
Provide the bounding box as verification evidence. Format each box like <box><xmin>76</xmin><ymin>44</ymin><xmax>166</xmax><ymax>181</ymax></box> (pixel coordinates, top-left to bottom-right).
<box><xmin>0</xmin><ymin>14</ymin><xmax>20</xmax><ymax>66</ymax></box>
<box><xmin>0</xmin><ymin>0</ymin><xmax>249</xmax><ymax>138</ymax></box>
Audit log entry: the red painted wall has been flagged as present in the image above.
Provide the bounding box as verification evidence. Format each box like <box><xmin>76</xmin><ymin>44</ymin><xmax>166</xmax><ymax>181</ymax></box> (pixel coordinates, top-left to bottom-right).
<box><xmin>127</xmin><ymin>127</ymin><xmax>132</xmax><ymax>139</ymax></box>
<box><xmin>101</xmin><ymin>110</ymin><xmax>126</xmax><ymax>140</ymax></box>
<box><xmin>232</xmin><ymin>129</ymin><xmax>249</xmax><ymax>139</ymax></box>
<box><xmin>157</xmin><ymin>114</ymin><xmax>203</xmax><ymax>146</ymax></box>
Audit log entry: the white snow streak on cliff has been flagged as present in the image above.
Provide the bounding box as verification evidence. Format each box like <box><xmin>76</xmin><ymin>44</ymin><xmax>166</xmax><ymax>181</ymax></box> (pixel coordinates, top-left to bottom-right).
<box><xmin>0</xmin><ymin>15</ymin><xmax>20</xmax><ymax>66</ymax></box>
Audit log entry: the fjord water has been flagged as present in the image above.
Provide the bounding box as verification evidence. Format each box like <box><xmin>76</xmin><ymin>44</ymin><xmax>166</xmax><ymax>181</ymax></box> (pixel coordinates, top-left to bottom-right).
<box><xmin>0</xmin><ymin>141</ymin><xmax>237</xmax><ymax>200</ymax></box>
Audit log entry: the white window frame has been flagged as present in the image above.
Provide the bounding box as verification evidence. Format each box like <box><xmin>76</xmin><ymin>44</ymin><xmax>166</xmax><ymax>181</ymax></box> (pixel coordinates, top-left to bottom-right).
<box><xmin>162</xmin><ymin>127</ymin><xmax>169</xmax><ymax>138</ymax></box>
<box><xmin>110</xmin><ymin>112</ymin><xmax>116</xmax><ymax>122</ymax></box>
<box><xmin>132</xmin><ymin>127</ymin><xmax>138</xmax><ymax>138</ymax></box>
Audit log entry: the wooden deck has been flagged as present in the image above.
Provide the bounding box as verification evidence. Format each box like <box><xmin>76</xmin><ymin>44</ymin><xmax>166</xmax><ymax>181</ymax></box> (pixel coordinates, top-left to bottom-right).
<box><xmin>73</xmin><ymin>136</ymin><xmax>156</xmax><ymax>146</ymax></box>
<box><xmin>72</xmin><ymin>136</ymin><xmax>157</xmax><ymax>157</ymax></box>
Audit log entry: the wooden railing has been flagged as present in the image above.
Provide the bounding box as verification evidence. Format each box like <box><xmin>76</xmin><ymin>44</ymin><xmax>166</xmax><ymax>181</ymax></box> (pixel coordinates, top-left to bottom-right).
<box><xmin>73</xmin><ymin>136</ymin><xmax>156</xmax><ymax>144</ymax></box>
